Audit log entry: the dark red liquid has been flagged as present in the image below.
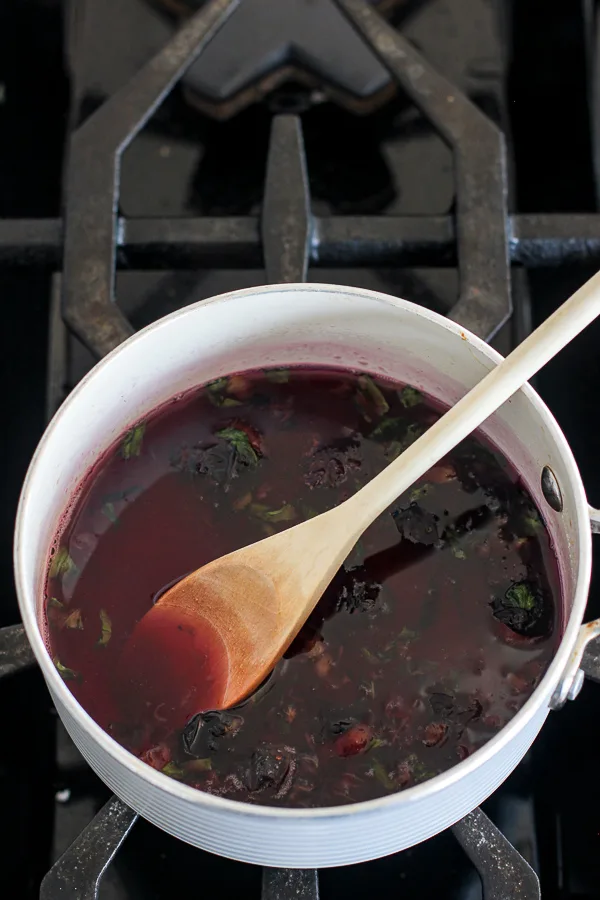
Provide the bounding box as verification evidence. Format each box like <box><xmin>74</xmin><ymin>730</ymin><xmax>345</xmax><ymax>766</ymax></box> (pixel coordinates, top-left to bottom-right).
<box><xmin>45</xmin><ymin>368</ymin><xmax>560</xmax><ymax>807</ymax></box>
<box><xmin>118</xmin><ymin>607</ymin><xmax>229</xmax><ymax>737</ymax></box>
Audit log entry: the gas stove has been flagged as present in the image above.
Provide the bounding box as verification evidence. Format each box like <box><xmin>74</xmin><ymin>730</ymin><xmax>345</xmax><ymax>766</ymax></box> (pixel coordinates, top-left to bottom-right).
<box><xmin>2</xmin><ymin>0</ymin><xmax>600</xmax><ymax>897</ymax></box>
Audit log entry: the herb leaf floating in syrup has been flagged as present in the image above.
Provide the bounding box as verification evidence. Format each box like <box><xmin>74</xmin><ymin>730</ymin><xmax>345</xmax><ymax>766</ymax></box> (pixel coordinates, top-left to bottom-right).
<box><xmin>206</xmin><ymin>377</ymin><xmax>243</xmax><ymax>408</ymax></box>
<box><xmin>386</xmin><ymin>423</ymin><xmax>426</xmax><ymax>460</ymax></box>
<box><xmin>97</xmin><ymin>609</ymin><xmax>112</xmax><ymax>647</ymax></box>
<box><xmin>371</xmin><ymin>759</ymin><xmax>396</xmax><ymax>790</ymax></box>
<box><xmin>506</xmin><ymin>582</ymin><xmax>536</xmax><ymax>610</ymax></box>
<box><xmin>249</xmin><ymin>502</ymin><xmax>296</xmax><ymax>524</ymax></box>
<box><xmin>405</xmin><ymin>753</ymin><xmax>436</xmax><ymax>784</ymax></box>
<box><xmin>370</xmin><ymin>418</ymin><xmax>426</xmax><ymax>460</ymax></box>
<box><xmin>490</xmin><ymin>580</ymin><xmax>550</xmax><ymax>637</ymax></box>
<box><xmin>399</xmin><ymin>625</ymin><xmax>418</xmax><ymax>643</ymax></box>
<box><xmin>409</xmin><ymin>483</ymin><xmax>431</xmax><ymax>503</ymax></box>
<box><xmin>64</xmin><ymin>609</ymin><xmax>83</xmax><ymax>630</ymax></box>
<box><xmin>49</xmin><ymin>548</ymin><xmax>77</xmax><ymax>579</ymax></box>
<box><xmin>399</xmin><ymin>386</ymin><xmax>422</xmax><ymax>408</ymax></box>
<box><xmin>216</xmin><ymin>426</ymin><xmax>260</xmax><ymax>468</ymax></box>
<box><xmin>521</xmin><ymin>504</ymin><xmax>543</xmax><ymax>536</ymax></box>
<box><xmin>162</xmin><ymin>761</ymin><xmax>184</xmax><ymax>780</ymax></box>
<box><xmin>173</xmin><ymin>421</ymin><xmax>263</xmax><ymax>486</ymax></box>
<box><xmin>356</xmin><ymin>375</ymin><xmax>389</xmax><ymax>421</ymax></box>
<box><xmin>370</xmin><ymin>417</ymin><xmax>405</xmax><ymax>442</ymax></box>
<box><xmin>54</xmin><ymin>657</ymin><xmax>78</xmax><ymax>681</ymax></box>
<box><xmin>47</xmin><ymin>597</ymin><xmax>67</xmax><ymax>629</ymax></box>
<box><xmin>121</xmin><ymin>423</ymin><xmax>145</xmax><ymax>459</ymax></box>
<box><xmin>265</xmin><ymin>368</ymin><xmax>290</xmax><ymax>383</ymax></box>
<box><xmin>451</xmin><ymin>546</ymin><xmax>466</xmax><ymax>560</ymax></box>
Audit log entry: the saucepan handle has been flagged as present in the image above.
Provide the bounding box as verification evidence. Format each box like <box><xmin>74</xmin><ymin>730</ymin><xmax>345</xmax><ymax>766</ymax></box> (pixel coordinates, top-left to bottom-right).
<box><xmin>550</xmin><ymin>505</ymin><xmax>600</xmax><ymax>708</ymax></box>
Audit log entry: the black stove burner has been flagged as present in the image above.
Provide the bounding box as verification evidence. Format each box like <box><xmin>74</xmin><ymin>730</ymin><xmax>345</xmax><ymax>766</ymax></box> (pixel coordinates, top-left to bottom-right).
<box><xmin>40</xmin><ymin>796</ymin><xmax>137</xmax><ymax>900</ymax></box>
<box><xmin>39</xmin><ymin>793</ymin><xmax>542</xmax><ymax>900</ymax></box>
<box><xmin>0</xmin><ymin>624</ymin><xmax>35</xmax><ymax>678</ymax></box>
<box><xmin>59</xmin><ymin>0</ymin><xmax>511</xmax><ymax>362</ymax></box>
<box><xmin>153</xmin><ymin>0</ymin><xmax>407</xmax><ymax>118</ymax></box>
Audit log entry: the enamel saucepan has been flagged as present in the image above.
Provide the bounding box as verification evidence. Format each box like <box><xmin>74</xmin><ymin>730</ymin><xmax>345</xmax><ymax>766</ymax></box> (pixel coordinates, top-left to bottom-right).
<box><xmin>14</xmin><ymin>283</ymin><xmax>600</xmax><ymax>867</ymax></box>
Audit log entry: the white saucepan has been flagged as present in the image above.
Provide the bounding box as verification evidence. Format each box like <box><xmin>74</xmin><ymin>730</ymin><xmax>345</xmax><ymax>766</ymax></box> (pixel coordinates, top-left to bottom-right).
<box><xmin>14</xmin><ymin>283</ymin><xmax>600</xmax><ymax>867</ymax></box>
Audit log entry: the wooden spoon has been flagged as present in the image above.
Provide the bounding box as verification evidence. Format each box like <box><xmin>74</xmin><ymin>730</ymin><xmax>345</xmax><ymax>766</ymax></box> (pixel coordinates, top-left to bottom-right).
<box><xmin>135</xmin><ymin>271</ymin><xmax>600</xmax><ymax>711</ymax></box>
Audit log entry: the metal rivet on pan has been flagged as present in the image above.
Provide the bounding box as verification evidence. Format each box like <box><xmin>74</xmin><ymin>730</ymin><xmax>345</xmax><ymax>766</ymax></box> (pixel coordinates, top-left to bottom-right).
<box><xmin>541</xmin><ymin>465</ymin><xmax>563</xmax><ymax>513</ymax></box>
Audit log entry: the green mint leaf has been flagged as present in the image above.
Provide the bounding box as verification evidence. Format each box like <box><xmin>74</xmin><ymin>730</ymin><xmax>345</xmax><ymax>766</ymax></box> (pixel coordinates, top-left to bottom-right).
<box><xmin>208</xmin><ymin>377</ymin><xmax>228</xmax><ymax>390</ymax></box>
<box><xmin>206</xmin><ymin>377</ymin><xmax>242</xmax><ymax>408</ymax></box>
<box><xmin>371</xmin><ymin>759</ymin><xmax>395</xmax><ymax>791</ymax></box>
<box><xmin>64</xmin><ymin>609</ymin><xmax>83</xmax><ymax>630</ymax></box>
<box><xmin>370</xmin><ymin>417</ymin><xmax>405</xmax><ymax>442</ymax></box>
<box><xmin>357</xmin><ymin>375</ymin><xmax>389</xmax><ymax>420</ymax></box>
<box><xmin>249</xmin><ymin>502</ymin><xmax>296</xmax><ymax>523</ymax></box>
<box><xmin>406</xmin><ymin>753</ymin><xmax>436</xmax><ymax>784</ymax></box>
<box><xmin>385</xmin><ymin>423</ymin><xmax>426</xmax><ymax>461</ymax></box>
<box><xmin>409</xmin><ymin>484</ymin><xmax>430</xmax><ymax>502</ymax></box>
<box><xmin>97</xmin><ymin>608</ymin><xmax>112</xmax><ymax>647</ymax></box>
<box><xmin>299</xmin><ymin>502</ymin><xmax>319</xmax><ymax>520</ymax></box>
<box><xmin>522</xmin><ymin>512</ymin><xmax>542</xmax><ymax>536</ymax></box>
<box><xmin>370</xmin><ymin>417</ymin><xmax>403</xmax><ymax>442</ymax></box>
<box><xmin>399</xmin><ymin>386</ymin><xmax>422</xmax><ymax>408</ymax></box>
<box><xmin>505</xmin><ymin>582</ymin><xmax>536</xmax><ymax>610</ymax></box>
<box><xmin>162</xmin><ymin>761</ymin><xmax>184</xmax><ymax>780</ymax></box>
<box><xmin>121</xmin><ymin>423</ymin><xmax>145</xmax><ymax>459</ymax></box>
<box><xmin>265</xmin><ymin>368</ymin><xmax>290</xmax><ymax>383</ymax></box>
<box><xmin>216</xmin><ymin>427</ymin><xmax>260</xmax><ymax>467</ymax></box>
<box><xmin>49</xmin><ymin>548</ymin><xmax>77</xmax><ymax>579</ymax></box>
<box><xmin>399</xmin><ymin>626</ymin><xmax>418</xmax><ymax>643</ymax></box>
<box><xmin>54</xmin><ymin>657</ymin><xmax>78</xmax><ymax>681</ymax></box>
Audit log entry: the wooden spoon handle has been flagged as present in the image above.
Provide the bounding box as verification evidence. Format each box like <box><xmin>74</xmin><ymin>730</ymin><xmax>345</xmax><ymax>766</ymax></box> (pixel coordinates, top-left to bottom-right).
<box><xmin>345</xmin><ymin>268</ymin><xmax>600</xmax><ymax>531</ymax></box>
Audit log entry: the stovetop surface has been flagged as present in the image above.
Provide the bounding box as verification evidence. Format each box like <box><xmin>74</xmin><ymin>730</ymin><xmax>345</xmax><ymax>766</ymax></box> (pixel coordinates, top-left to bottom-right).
<box><xmin>2</xmin><ymin>1</ymin><xmax>600</xmax><ymax>897</ymax></box>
